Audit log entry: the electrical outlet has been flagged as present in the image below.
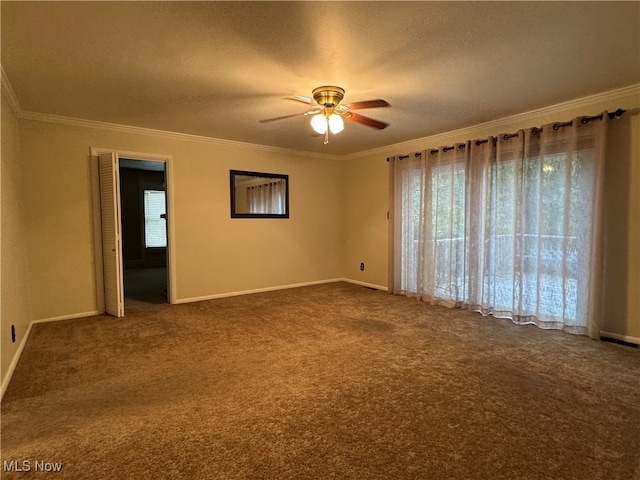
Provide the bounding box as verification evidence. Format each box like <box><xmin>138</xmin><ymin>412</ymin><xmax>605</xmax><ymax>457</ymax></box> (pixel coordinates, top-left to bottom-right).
<box><xmin>360</xmin><ymin>263</ymin><xmax>365</xmax><ymax>271</ymax></box>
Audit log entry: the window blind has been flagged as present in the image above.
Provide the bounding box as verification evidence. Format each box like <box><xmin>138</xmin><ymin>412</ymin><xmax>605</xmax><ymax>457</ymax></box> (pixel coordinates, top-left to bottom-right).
<box><xmin>143</xmin><ymin>190</ymin><xmax>167</xmax><ymax>248</ymax></box>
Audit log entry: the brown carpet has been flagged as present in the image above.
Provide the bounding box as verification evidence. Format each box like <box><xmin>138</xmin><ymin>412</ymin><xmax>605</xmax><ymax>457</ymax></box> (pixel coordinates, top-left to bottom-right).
<box><xmin>2</xmin><ymin>282</ymin><xmax>639</xmax><ymax>479</ymax></box>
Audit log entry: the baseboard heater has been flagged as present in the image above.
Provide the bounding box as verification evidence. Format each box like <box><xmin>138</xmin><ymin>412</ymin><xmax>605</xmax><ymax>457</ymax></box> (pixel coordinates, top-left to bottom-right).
<box><xmin>601</xmin><ymin>336</ymin><xmax>639</xmax><ymax>349</ymax></box>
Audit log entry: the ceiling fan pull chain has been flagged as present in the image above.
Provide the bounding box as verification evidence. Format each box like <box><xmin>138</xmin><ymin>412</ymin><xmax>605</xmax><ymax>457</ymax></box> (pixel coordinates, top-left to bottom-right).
<box><xmin>324</xmin><ymin>128</ymin><xmax>329</xmax><ymax>145</ymax></box>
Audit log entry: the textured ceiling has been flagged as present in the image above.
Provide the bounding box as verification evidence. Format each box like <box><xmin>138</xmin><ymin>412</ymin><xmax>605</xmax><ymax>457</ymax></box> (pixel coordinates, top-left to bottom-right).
<box><xmin>2</xmin><ymin>1</ymin><xmax>639</xmax><ymax>156</ymax></box>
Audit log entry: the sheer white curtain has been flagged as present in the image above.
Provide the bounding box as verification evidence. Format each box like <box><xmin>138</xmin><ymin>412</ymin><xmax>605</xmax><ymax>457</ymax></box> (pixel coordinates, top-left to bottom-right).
<box><xmin>388</xmin><ymin>144</ymin><xmax>469</xmax><ymax>308</ymax></box>
<box><xmin>389</xmin><ymin>114</ymin><xmax>608</xmax><ymax>338</ymax></box>
<box><xmin>247</xmin><ymin>179</ymin><xmax>286</xmax><ymax>214</ymax></box>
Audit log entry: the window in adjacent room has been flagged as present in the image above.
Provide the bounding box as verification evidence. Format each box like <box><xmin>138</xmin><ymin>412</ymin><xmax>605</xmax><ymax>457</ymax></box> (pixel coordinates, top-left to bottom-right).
<box><xmin>143</xmin><ymin>189</ymin><xmax>167</xmax><ymax>248</ymax></box>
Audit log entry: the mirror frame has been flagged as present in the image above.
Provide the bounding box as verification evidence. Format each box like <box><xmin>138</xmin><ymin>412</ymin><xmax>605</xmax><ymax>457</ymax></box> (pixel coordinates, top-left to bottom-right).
<box><xmin>230</xmin><ymin>169</ymin><xmax>290</xmax><ymax>219</ymax></box>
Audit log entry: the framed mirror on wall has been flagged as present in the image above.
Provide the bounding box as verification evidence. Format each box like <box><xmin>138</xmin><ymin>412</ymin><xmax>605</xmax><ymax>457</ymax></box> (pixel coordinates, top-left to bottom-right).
<box><xmin>230</xmin><ymin>170</ymin><xmax>289</xmax><ymax>218</ymax></box>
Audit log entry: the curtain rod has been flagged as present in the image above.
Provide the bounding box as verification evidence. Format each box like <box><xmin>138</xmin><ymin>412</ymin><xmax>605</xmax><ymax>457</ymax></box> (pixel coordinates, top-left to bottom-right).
<box><xmin>387</xmin><ymin>108</ymin><xmax>626</xmax><ymax>162</ymax></box>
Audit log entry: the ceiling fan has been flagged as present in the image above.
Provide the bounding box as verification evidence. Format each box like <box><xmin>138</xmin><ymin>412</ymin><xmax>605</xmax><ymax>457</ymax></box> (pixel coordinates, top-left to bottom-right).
<box><xmin>260</xmin><ymin>86</ymin><xmax>390</xmax><ymax>145</ymax></box>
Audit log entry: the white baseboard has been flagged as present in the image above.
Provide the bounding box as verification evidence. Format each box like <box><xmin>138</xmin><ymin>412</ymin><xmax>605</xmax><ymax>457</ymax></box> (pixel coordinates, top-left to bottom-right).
<box><xmin>600</xmin><ymin>331</ymin><xmax>640</xmax><ymax>346</ymax></box>
<box><xmin>32</xmin><ymin>310</ymin><xmax>101</xmax><ymax>325</ymax></box>
<box><xmin>1</xmin><ymin>322</ymin><xmax>34</xmax><ymax>400</ymax></box>
<box><xmin>173</xmin><ymin>279</ymin><xmax>343</xmax><ymax>304</ymax></box>
<box><xmin>340</xmin><ymin>278</ymin><xmax>388</xmax><ymax>291</ymax></box>
<box><xmin>1</xmin><ymin>310</ymin><xmax>100</xmax><ymax>401</ymax></box>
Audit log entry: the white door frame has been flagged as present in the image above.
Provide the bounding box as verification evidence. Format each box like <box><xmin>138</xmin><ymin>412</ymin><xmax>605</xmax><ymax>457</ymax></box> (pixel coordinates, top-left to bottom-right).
<box><xmin>90</xmin><ymin>147</ymin><xmax>177</xmax><ymax>310</ymax></box>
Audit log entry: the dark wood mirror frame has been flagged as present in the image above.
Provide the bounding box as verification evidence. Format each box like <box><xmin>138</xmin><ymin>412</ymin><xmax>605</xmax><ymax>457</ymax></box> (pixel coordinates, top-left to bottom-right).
<box><xmin>230</xmin><ymin>170</ymin><xmax>289</xmax><ymax>218</ymax></box>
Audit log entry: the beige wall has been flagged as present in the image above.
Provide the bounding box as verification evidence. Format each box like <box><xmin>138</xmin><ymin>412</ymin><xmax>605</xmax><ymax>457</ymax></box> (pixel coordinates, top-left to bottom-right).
<box><xmin>1</xmin><ymin>93</ymin><xmax>31</xmax><ymax>382</ymax></box>
<box><xmin>341</xmin><ymin>89</ymin><xmax>640</xmax><ymax>340</ymax></box>
<box><xmin>18</xmin><ymin>120</ymin><xmax>342</xmax><ymax>319</ymax></box>
<box><xmin>340</xmin><ymin>155</ymin><xmax>388</xmax><ymax>288</ymax></box>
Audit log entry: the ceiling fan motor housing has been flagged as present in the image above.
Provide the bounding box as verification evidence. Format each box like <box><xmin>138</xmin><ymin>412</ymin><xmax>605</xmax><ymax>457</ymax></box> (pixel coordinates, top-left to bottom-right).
<box><xmin>312</xmin><ymin>86</ymin><xmax>345</xmax><ymax>107</ymax></box>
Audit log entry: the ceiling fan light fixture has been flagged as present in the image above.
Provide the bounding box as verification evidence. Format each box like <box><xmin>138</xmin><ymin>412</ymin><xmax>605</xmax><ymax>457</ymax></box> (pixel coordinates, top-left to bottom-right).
<box><xmin>328</xmin><ymin>113</ymin><xmax>344</xmax><ymax>134</ymax></box>
<box><xmin>310</xmin><ymin>114</ymin><xmax>328</xmax><ymax>134</ymax></box>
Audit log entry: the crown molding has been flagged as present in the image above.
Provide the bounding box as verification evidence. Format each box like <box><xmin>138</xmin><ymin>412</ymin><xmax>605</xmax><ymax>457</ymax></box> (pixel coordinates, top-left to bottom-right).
<box><xmin>343</xmin><ymin>83</ymin><xmax>640</xmax><ymax>161</ymax></box>
<box><xmin>17</xmin><ymin>110</ymin><xmax>342</xmax><ymax>161</ymax></box>
<box><xmin>1</xmin><ymin>66</ymin><xmax>23</xmax><ymax>115</ymax></box>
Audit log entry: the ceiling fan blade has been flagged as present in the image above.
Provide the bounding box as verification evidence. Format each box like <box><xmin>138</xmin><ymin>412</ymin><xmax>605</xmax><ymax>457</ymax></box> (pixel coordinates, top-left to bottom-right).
<box><xmin>259</xmin><ymin>112</ymin><xmax>307</xmax><ymax>123</ymax></box>
<box><xmin>346</xmin><ymin>99</ymin><xmax>390</xmax><ymax>110</ymax></box>
<box><xmin>343</xmin><ymin>111</ymin><xmax>389</xmax><ymax>130</ymax></box>
<box><xmin>287</xmin><ymin>95</ymin><xmax>315</xmax><ymax>105</ymax></box>
<box><xmin>259</xmin><ymin>108</ymin><xmax>321</xmax><ymax>123</ymax></box>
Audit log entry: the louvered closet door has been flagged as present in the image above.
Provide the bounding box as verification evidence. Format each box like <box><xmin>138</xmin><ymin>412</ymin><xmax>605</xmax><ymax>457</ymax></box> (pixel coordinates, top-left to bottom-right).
<box><xmin>99</xmin><ymin>152</ymin><xmax>124</xmax><ymax>317</ymax></box>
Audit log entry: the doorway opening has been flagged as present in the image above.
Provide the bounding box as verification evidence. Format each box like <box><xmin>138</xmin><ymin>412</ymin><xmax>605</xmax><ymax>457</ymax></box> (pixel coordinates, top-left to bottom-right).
<box><xmin>120</xmin><ymin>159</ymin><xmax>168</xmax><ymax>310</ymax></box>
<box><xmin>91</xmin><ymin>148</ymin><xmax>174</xmax><ymax>317</ymax></box>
